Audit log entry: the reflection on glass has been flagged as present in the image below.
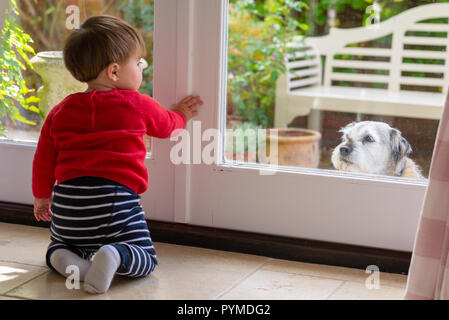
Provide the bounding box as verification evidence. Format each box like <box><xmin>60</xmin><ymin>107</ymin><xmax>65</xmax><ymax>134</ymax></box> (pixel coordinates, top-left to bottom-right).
<box><xmin>226</xmin><ymin>0</ymin><xmax>448</xmax><ymax>180</ymax></box>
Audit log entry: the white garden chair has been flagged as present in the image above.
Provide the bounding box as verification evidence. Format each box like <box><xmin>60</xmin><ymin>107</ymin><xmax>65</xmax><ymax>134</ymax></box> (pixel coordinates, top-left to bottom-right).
<box><xmin>275</xmin><ymin>3</ymin><xmax>449</xmax><ymax>129</ymax></box>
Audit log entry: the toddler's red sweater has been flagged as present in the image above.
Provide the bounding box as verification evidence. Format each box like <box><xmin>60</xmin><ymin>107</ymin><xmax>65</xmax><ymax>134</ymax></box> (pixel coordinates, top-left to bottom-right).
<box><xmin>32</xmin><ymin>89</ymin><xmax>186</xmax><ymax>198</ymax></box>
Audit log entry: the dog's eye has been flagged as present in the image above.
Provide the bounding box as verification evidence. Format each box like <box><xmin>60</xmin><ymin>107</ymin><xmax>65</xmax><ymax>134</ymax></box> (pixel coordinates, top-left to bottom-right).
<box><xmin>364</xmin><ymin>135</ymin><xmax>375</xmax><ymax>143</ymax></box>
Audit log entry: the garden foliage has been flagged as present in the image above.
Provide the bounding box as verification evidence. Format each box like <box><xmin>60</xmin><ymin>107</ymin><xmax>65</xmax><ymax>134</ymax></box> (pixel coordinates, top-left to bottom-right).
<box><xmin>0</xmin><ymin>0</ymin><xmax>40</xmax><ymax>136</ymax></box>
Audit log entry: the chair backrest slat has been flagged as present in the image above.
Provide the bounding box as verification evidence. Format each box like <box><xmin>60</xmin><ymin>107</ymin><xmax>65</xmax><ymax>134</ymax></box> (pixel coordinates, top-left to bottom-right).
<box><xmin>285</xmin><ymin>3</ymin><xmax>449</xmax><ymax>95</ymax></box>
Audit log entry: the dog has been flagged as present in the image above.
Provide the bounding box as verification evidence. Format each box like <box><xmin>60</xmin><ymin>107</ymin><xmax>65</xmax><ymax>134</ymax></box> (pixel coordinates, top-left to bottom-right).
<box><xmin>331</xmin><ymin>121</ymin><xmax>423</xmax><ymax>179</ymax></box>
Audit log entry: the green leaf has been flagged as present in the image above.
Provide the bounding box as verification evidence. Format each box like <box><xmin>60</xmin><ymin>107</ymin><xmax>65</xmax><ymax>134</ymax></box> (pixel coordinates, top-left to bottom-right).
<box><xmin>0</xmin><ymin>0</ymin><xmax>39</xmax><ymax>129</ymax></box>
<box><xmin>27</xmin><ymin>106</ymin><xmax>41</xmax><ymax>114</ymax></box>
<box><xmin>299</xmin><ymin>23</ymin><xmax>309</xmax><ymax>31</ymax></box>
<box><xmin>8</xmin><ymin>0</ymin><xmax>19</xmax><ymax>15</ymax></box>
<box><xmin>45</xmin><ymin>6</ymin><xmax>56</xmax><ymax>15</ymax></box>
<box><xmin>25</xmin><ymin>96</ymin><xmax>40</xmax><ymax>104</ymax></box>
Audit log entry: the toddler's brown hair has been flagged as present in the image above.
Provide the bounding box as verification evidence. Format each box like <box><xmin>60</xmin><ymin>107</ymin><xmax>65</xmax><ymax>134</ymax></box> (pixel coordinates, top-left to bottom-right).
<box><xmin>63</xmin><ymin>15</ymin><xmax>146</xmax><ymax>82</ymax></box>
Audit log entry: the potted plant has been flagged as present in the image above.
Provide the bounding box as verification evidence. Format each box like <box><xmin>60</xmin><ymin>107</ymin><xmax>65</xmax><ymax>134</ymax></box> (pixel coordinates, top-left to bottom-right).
<box><xmin>0</xmin><ymin>0</ymin><xmax>41</xmax><ymax>137</ymax></box>
<box><xmin>259</xmin><ymin>127</ymin><xmax>322</xmax><ymax>168</ymax></box>
<box><xmin>226</xmin><ymin>1</ymin><xmax>323</xmax><ymax>168</ymax></box>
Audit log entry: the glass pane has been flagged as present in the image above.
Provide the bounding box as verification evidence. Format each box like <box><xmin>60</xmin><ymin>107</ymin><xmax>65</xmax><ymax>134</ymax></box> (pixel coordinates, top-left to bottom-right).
<box><xmin>225</xmin><ymin>0</ymin><xmax>448</xmax><ymax>180</ymax></box>
<box><xmin>0</xmin><ymin>0</ymin><xmax>154</xmax><ymax>154</ymax></box>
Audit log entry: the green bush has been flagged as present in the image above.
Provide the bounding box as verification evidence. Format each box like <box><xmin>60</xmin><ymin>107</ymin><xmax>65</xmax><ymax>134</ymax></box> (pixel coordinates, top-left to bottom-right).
<box><xmin>0</xmin><ymin>0</ymin><xmax>40</xmax><ymax>136</ymax></box>
<box><xmin>121</xmin><ymin>0</ymin><xmax>154</xmax><ymax>97</ymax></box>
<box><xmin>227</xmin><ymin>0</ymin><xmax>308</xmax><ymax>128</ymax></box>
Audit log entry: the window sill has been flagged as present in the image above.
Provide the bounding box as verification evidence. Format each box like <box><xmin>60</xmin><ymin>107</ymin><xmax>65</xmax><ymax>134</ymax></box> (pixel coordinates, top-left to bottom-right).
<box><xmin>215</xmin><ymin>160</ymin><xmax>429</xmax><ymax>189</ymax></box>
<box><xmin>0</xmin><ymin>139</ymin><xmax>155</xmax><ymax>160</ymax></box>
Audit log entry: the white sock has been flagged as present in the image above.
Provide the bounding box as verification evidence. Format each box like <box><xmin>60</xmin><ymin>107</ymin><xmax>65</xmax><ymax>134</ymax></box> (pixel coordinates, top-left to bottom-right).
<box><xmin>83</xmin><ymin>245</ymin><xmax>121</xmax><ymax>294</ymax></box>
<box><xmin>49</xmin><ymin>249</ymin><xmax>92</xmax><ymax>282</ymax></box>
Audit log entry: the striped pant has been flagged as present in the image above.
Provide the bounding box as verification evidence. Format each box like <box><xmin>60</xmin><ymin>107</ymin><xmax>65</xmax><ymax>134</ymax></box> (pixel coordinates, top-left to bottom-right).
<box><xmin>46</xmin><ymin>176</ymin><xmax>157</xmax><ymax>278</ymax></box>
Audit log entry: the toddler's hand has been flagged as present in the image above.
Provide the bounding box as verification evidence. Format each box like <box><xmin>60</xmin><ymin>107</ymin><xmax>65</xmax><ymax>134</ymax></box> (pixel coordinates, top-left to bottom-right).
<box><xmin>172</xmin><ymin>95</ymin><xmax>203</xmax><ymax>122</ymax></box>
<box><xmin>34</xmin><ymin>196</ymin><xmax>52</xmax><ymax>222</ymax></box>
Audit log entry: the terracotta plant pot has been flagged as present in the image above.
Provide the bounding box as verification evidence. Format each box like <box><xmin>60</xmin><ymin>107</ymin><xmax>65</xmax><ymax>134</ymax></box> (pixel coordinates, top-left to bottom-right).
<box><xmin>259</xmin><ymin>128</ymin><xmax>322</xmax><ymax>168</ymax></box>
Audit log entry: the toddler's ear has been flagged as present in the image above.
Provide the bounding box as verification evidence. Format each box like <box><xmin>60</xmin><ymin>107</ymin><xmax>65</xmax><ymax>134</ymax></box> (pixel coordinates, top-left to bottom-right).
<box><xmin>106</xmin><ymin>63</ymin><xmax>120</xmax><ymax>82</ymax></box>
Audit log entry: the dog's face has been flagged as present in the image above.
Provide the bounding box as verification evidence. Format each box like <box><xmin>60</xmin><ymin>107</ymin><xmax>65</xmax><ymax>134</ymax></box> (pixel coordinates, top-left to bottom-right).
<box><xmin>331</xmin><ymin>121</ymin><xmax>412</xmax><ymax>176</ymax></box>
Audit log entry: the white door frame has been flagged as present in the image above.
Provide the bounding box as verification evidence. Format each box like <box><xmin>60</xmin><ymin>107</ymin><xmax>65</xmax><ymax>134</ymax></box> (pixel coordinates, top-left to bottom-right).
<box><xmin>167</xmin><ymin>0</ymin><xmax>428</xmax><ymax>252</ymax></box>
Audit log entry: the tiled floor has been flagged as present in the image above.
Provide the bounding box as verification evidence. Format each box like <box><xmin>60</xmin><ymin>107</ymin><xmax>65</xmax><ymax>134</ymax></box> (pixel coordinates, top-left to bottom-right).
<box><xmin>0</xmin><ymin>222</ymin><xmax>407</xmax><ymax>300</ymax></box>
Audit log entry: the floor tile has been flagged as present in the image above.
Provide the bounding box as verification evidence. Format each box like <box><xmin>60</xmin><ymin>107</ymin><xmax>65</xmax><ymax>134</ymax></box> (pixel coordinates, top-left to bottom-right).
<box><xmin>218</xmin><ymin>269</ymin><xmax>343</xmax><ymax>300</ymax></box>
<box><xmin>0</xmin><ymin>261</ymin><xmax>48</xmax><ymax>294</ymax></box>
<box><xmin>263</xmin><ymin>259</ymin><xmax>407</xmax><ymax>288</ymax></box>
<box><xmin>6</xmin><ymin>271</ymin><xmax>94</xmax><ymax>300</ymax></box>
<box><xmin>328</xmin><ymin>281</ymin><xmax>406</xmax><ymax>300</ymax></box>
<box><xmin>7</xmin><ymin>242</ymin><xmax>269</xmax><ymax>300</ymax></box>
<box><xmin>0</xmin><ymin>222</ymin><xmax>49</xmax><ymax>267</ymax></box>
<box><xmin>155</xmin><ymin>242</ymin><xmax>270</xmax><ymax>274</ymax></box>
<box><xmin>0</xmin><ymin>222</ymin><xmax>409</xmax><ymax>300</ymax></box>
<box><xmin>0</xmin><ymin>295</ymin><xmax>24</xmax><ymax>300</ymax></box>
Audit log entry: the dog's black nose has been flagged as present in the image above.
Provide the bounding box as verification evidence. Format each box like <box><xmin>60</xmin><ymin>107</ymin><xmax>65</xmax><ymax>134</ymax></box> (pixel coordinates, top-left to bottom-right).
<box><xmin>340</xmin><ymin>145</ymin><xmax>353</xmax><ymax>156</ymax></box>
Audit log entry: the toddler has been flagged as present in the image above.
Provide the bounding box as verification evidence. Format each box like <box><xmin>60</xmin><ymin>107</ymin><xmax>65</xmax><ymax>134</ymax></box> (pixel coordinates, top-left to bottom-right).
<box><xmin>32</xmin><ymin>15</ymin><xmax>202</xmax><ymax>294</ymax></box>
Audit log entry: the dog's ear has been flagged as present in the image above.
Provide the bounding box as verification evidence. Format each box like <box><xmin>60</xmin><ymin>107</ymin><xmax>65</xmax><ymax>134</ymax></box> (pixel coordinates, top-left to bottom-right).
<box><xmin>390</xmin><ymin>129</ymin><xmax>412</xmax><ymax>163</ymax></box>
<box><xmin>339</xmin><ymin>121</ymin><xmax>357</xmax><ymax>134</ymax></box>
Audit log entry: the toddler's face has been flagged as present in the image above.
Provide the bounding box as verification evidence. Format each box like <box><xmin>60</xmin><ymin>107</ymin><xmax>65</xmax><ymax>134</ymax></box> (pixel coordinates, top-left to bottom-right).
<box><xmin>115</xmin><ymin>50</ymin><xmax>145</xmax><ymax>91</ymax></box>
